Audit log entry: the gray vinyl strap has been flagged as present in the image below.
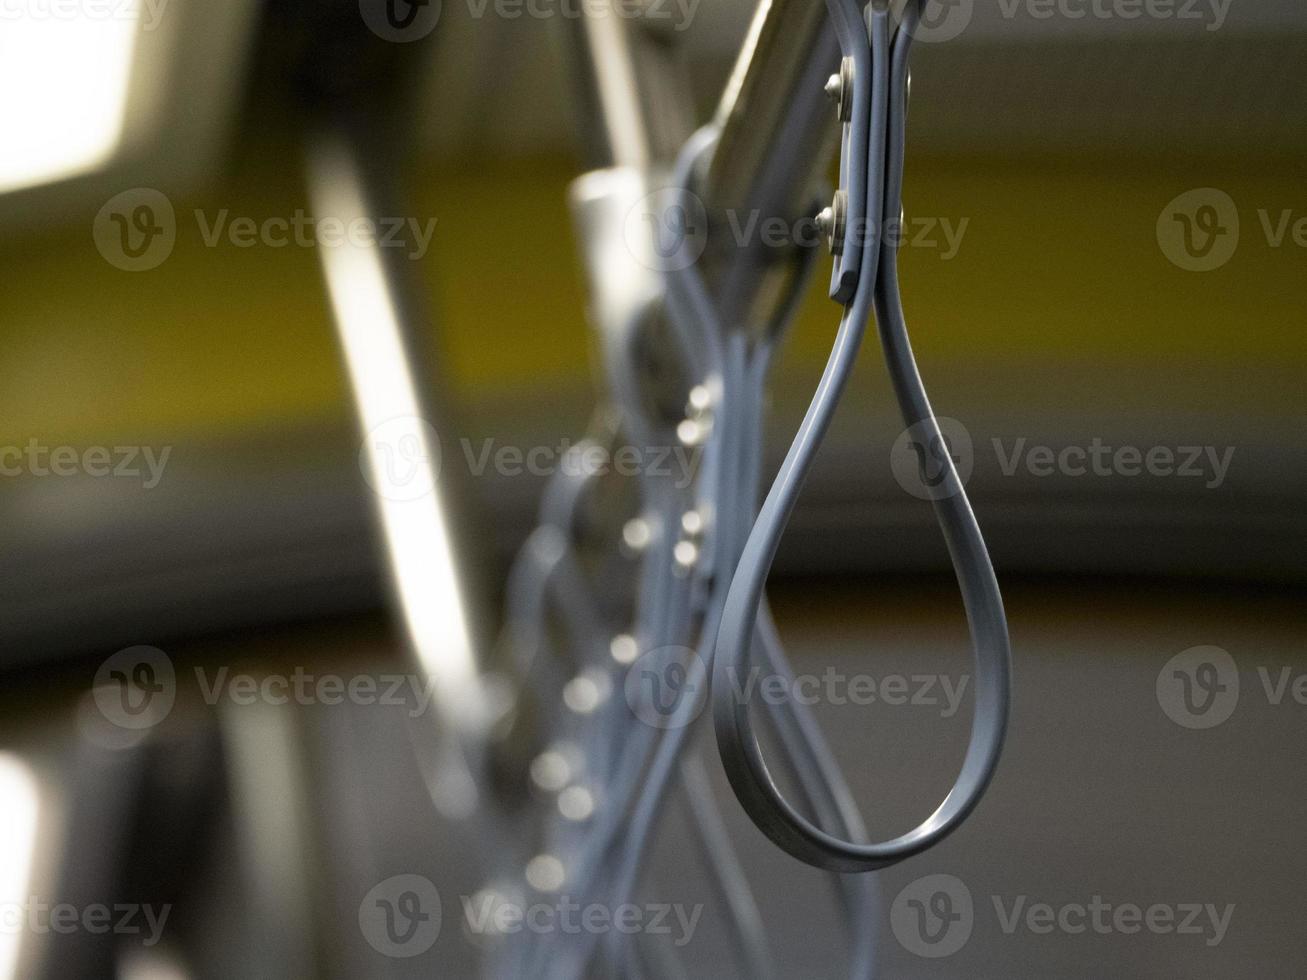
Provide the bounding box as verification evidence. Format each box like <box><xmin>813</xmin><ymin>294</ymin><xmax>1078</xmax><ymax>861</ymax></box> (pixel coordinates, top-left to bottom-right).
<box><xmin>710</xmin><ymin>0</ymin><xmax>1014</xmax><ymax>873</ymax></box>
<box><xmin>499</xmin><ymin>6</ymin><xmax>1010</xmax><ymax>979</ymax></box>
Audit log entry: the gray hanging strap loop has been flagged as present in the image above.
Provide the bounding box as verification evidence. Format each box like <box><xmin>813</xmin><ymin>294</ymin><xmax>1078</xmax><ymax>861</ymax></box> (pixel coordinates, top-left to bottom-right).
<box><xmin>711</xmin><ymin>0</ymin><xmax>1013</xmax><ymax>874</ymax></box>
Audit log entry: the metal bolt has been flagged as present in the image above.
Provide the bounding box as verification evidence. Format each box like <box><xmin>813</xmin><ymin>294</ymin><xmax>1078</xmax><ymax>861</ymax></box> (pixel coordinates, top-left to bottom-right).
<box><xmin>687</xmin><ymin>384</ymin><xmax>712</xmax><ymax>415</ymax></box>
<box><xmin>530</xmin><ymin>751</ymin><xmax>571</xmax><ymax>793</ymax></box>
<box><xmin>673</xmin><ymin>540</ymin><xmax>699</xmax><ymax>571</ymax></box>
<box><xmin>610</xmin><ymin>634</ymin><xmax>638</xmax><ymax>665</ymax></box>
<box><xmin>824</xmin><ymin>57</ymin><xmax>855</xmax><ymax>123</ymax></box>
<box><xmin>678</xmin><ymin>384</ymin><xmax>714</xmax><ymax>447</ymax></box>
<box><xmin>817</xmin><ymin>190</ymin><xmax>848</xmax><ymax>256</ymax></box>
<box><xmin>681</xmin><ymin>509</ymin><xmax>705</xmax><ymax>539</ymax></box>
<box><xmin>621</xmin><ymin>517</ymin><xmax>652</xmax><ymax>554</ymax></box>
<box><xmin>525</xmin><ymin>854</ymin><xmax>566</xmax><ymax>893</ymax></box>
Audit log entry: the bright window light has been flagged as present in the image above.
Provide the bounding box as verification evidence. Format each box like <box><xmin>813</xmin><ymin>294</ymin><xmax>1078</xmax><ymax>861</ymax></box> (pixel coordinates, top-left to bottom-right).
<box><xmin>0</xmin><ymin>5</ymin><xmax>140</xmax><ymax>194</ymax></box>
<box><xmin>0</xmin><ymin>753</ymin><xmax>40</xmax><ymax>980</ymax></box>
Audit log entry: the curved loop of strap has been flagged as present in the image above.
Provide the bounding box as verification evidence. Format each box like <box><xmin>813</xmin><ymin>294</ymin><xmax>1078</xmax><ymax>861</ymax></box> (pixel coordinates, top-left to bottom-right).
<box><xmin>711</xmin><ymin>0</ymin><xmax>1013</xmax><ymax>873</ymax></box>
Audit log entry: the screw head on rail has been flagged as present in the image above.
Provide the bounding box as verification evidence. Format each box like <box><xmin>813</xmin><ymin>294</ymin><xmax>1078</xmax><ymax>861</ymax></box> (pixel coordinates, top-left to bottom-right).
<box><xmin>823</xmin><ymin>74</ymin><xmax>840</xmax><ymax>101</ymax></box>
<box><xmin>816</xmin><ymin>190</ymin><xmax>848</xmax><ymax>256</ymax></box>
<box><xmin>824</xmin><ymin>57</ymin><xmax>855</xmax><ymax>123</ymax></box>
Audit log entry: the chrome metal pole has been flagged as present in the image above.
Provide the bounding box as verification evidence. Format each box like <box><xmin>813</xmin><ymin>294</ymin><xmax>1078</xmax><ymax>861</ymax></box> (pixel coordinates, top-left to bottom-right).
<box><xmin>702</xmin><ymin>0</ymin><xmax>843</xmax><ymax>329</ymax></box>
<box><xmin>562</xmin><ymin>0</ymin><xmax>842</xmax><ymax>329</ymax></box>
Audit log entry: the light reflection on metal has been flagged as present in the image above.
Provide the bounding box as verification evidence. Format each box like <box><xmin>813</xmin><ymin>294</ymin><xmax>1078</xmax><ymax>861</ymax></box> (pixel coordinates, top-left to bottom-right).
<box><xmin>307</xmin><ymin>136</ymin><xmax>480</xmax><ymax>731</ymax></box>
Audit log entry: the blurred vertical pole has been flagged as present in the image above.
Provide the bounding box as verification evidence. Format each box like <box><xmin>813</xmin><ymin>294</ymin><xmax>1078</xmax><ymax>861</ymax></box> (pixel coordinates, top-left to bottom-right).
<box><xmin>306</xmin><ymin>131</ymin><xmax>486</xmax><ymax>821</ymax></box>
<box><xmin>219</xmin><ymin>701</ymin><xmax>318</xmax><ymax>979</ymax></box>
<box><xmin>555</xmin><ymin>0</ymin><xmax>696</xmax><ymax>170</ymax></box>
